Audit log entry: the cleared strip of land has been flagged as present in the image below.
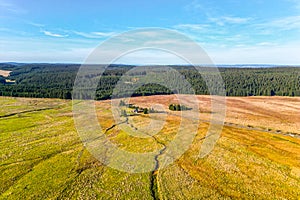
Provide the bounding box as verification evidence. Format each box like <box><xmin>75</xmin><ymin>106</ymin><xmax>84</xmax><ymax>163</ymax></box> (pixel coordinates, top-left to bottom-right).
<box><xmin>0</xmin><ymin>70</ymin><xmax>12</xmax><ymax>77</ymax></box>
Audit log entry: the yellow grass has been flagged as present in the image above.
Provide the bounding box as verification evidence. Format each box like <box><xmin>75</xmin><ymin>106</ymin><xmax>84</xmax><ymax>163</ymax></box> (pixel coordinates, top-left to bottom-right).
<box><xmin>1</xmin><ymin>96</ymin><xmax>299</xmax><ymax>199</ymax></box>
<box><xmin>125</xmin><ymin>95</ymin><xmax>300</xmax><ymax>134</ymax></box>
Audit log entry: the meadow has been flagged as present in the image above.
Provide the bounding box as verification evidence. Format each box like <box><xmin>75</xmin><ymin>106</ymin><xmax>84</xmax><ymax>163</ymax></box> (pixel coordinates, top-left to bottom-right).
<box><xmin>0</xmin><ymin>96</ymin><xmax>299</xmax><ymax>199</ymax></box>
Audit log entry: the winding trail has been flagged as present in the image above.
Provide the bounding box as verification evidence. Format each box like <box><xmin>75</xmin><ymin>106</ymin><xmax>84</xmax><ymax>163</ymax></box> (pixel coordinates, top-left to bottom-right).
<box><xmin>149</xmin><ymin>135</ymin><xmax>166</xmax><ymax>200</ymax></box>
<box><xmin>104</xmin><ymin>118</ymin><xmax>128</xmax><ymax>133</ymax></box>
<box><xmin>103</xmin><ymin>114</ymin><xmax>165</xmax><ymax>200</ymax></box>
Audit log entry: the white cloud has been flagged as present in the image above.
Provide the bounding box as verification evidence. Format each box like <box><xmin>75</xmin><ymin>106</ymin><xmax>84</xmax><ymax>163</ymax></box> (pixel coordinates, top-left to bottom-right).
<box><xmin>73</xmin><ymin>31</ymin><xmax>115</xmax><ymax>38</ymax></box>
<box><xmin>92</xmin><ymin>31</ymin><xmax>115</xmax><ymax>37</ymax></box>
<box><xmin>207</xmin><ymin>42</ymin><xmax>300</xmax><ymax>64</ymax></box>
<box><xmin>183</xmin><ymin>0</ymin><xmax>204</xmax><ymax>12</ymax></box>
<box><xmin>144</xmin><ymin>39</ymin><xmax>194</xmax><ymax>46</ymax></box>
<box><xmin>173</xmin><ymin>24</ymin><xmax>210</xmax><ymax>31</ymax></box>
<box><xmin>0</xmin><ymin>46</ymin><xmax>93</xmax><ymax>63</ymax></box>
<box><xmin>115</xmin><ymin>49</ymin><xmax>188</xmax><ymax>65</ymax></box>
<box><xmin>256</xmin><ymin>15</ymin><xmax>300</xmax><ymax>31</ymax></box>
<box><xmin>223</xmin><ymin>16</ymin><xmax>252</xmax><ymax>24</ymax></box>
<box><xmin>209</xmin><ymin>16</ymin><xmax>252</xmax><ymax>26</ymax></box>
<box><xmin>26</xmin><ymin>21</ymin><xmax>45</xmax><ymax>27</ymax></box>
<box><xmin>2</xmin><ymin>38</ymin><xmax>300</xmax><ymax>64</ymax></box>
<box><xmin>288</xmin><ymin>0</ymin><xmax>300</xmax><ymax>10</ymax></box>
<box><xmin>73</xmin><ymin>31</ymin><xmax>99</xmax><ymax>39</ymax></box>
<box><xmin>0</xmin><ymin>0</ymin><xmax>26</xmax><ymax>14</ymax></box>
<box><xmin>256</xmin><ymin>42</ymin><xmax>277</xmax><ymax>46</ymax></box>
<box><xmin>42</xmin><ymin>30</ymin><xmax>68</xmax><ymax>38</ymax></box>
<box><xmin>131</xmin><ymin>30</ymin><xmax>163</xmax><ymax>38</ymax></box>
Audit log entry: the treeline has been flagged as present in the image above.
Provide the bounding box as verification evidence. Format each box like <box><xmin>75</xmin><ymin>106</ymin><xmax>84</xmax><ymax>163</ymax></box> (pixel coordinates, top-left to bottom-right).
<box><xmin>182</xmin><ymin>67</ymin><xmax>300</xmax><ymax>96</ymax></box>
<box><xmin>0</xmin><ymin>63</ymin><xmax>299</xmax><ymax>99</ymax></box>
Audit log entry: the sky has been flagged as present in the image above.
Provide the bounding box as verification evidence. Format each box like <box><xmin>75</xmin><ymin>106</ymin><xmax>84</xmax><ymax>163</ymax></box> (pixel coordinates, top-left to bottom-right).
<box><xmin>1</xmin><ymin>0</ymin><xmax>300</xmax><ymax>64</ymax></box>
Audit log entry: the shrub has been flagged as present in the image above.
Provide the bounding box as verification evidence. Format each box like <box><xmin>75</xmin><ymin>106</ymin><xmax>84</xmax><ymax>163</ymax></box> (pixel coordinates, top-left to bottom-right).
<box><xmin>169</xmin><ymin>104</ymin><xmax>191</xmax><ymax>111</ymax></box>
<box><xmin>143</xmin><ymin>108</ymin><xmax>149</xmax><ymax>114</ymax></box>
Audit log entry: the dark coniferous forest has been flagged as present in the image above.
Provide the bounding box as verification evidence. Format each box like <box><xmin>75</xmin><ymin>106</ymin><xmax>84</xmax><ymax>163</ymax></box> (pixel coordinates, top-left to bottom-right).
<box><xmin>0</xmin><ymin>63</ymin><xmax>299</xmax><ymax>99</ymax></box>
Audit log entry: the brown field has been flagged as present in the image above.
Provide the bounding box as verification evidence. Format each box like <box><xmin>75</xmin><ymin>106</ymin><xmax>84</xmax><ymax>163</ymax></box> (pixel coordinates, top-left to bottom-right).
<box><xmin>105</xmin><ymin>95</ymin><xmax>300</xmax><ymax>135</ymax></box>
<box><xmin>0</xmin><ymin>70</ymin><xmax>12</xmax><ymax>77</ymax></box>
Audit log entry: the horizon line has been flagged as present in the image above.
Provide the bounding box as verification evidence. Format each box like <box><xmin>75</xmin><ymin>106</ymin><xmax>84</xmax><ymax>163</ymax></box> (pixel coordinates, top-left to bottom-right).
<box><xmin>1</xmin><ymin>62</ymin><xmax>300</xmax><ymax>66</ymax></box>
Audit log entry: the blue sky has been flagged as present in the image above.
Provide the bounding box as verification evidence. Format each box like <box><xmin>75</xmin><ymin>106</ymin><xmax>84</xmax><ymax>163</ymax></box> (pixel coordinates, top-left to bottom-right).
<box><xmin>1</xmin><ymin>0</ymin><xmax>300</xmax><ymax>64</ymax></box>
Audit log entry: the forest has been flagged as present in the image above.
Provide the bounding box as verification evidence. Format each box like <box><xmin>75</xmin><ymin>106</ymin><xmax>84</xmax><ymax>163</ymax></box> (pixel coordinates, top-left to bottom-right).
<box><xmin>0</xmin><ymin>63</ymin><xmax>299</xmax><ymax>99</ymax></box>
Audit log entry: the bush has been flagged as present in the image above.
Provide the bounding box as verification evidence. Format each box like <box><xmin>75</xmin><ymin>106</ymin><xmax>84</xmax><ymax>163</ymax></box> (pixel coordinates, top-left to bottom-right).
<box><xmin>169</xmin><ymin>104</ymin><xmax>191</xmax><ymax>111</ymax></box>
<box><xmin>169</xmin><ymin>104</ymin><xmax>175</xmax><ymax>111</ymax></box>
<box><xmin>143</xmin><ymin>108</ymin><xmax>149</xmax><ymax>114</ymax></box>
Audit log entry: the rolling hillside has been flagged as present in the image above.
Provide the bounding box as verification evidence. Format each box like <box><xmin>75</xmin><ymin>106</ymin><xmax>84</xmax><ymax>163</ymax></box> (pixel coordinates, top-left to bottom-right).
<box><xmin>0</xmin><ymin>96</ymin><xmax>299</xmax><ymax>199</ymax></box>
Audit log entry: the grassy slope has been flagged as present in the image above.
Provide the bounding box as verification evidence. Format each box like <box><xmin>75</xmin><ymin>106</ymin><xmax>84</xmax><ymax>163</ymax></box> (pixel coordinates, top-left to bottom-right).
<box><xmin>0</xmin><ymin>97</ymin><xmax>299</xmax><ymax>199</ymax></box>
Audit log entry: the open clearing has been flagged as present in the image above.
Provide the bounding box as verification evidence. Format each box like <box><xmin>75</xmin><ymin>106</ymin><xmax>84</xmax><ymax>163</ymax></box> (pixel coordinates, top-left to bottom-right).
<box><xmin>126</xmin><ymin>95</ymin><xmax>300</xmax><ymax>135</ymax></box>
<box><xmin>0</xmin><ymin>96</ymin><xmax>299</xmax><ymax>199</ymax></box>
<box><xmin>0</xmin><ymin>70</ymin><xmax>12</xmax><ymax>77</ymax></box>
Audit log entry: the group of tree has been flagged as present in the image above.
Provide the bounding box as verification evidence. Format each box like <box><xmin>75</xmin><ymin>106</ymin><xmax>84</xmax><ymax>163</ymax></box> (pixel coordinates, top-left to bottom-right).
<box><xmin>0</xmin><ymin>63</ymin><xmax>299</xmax><ymax>99</ymax></box>
<box><xmin>169</xmin><ymin>104</ymin><xmax>191</xmax><ymax>111</ymax></box>
<box><xmin>119</xmin><ymin>100</ymin><xmax>158</xmax><ymax>115</ymax></box>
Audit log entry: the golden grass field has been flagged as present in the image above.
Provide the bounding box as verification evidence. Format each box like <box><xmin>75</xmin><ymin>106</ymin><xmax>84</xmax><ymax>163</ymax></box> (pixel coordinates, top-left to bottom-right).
<box><xmin>0</xmin><ymin>95</ymin><xmax>299</xmax><ymax>199</ymax></box>
<box><xmin>125</xmin><ymin>95</ymin><xmax>300</xmax><ymax>135</ymax></box>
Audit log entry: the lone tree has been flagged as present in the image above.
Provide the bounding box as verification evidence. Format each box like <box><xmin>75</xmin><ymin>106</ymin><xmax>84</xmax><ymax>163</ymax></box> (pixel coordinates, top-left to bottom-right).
<box><xmin>143</xmin><ymin>108</ymin><xmax>149</xmax><ymax>114</ymax></box>
<box><xmin>169</xmin><ymin>104</ymin><xmax>175</xmax><ymax>111</ymax></box>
